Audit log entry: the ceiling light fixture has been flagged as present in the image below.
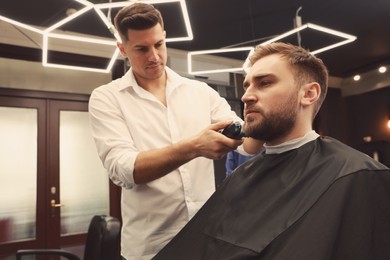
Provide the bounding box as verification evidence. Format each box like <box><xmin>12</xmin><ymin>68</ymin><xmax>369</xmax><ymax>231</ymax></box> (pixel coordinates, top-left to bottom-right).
<box><xmin>189</xmin><ymin>20</ymin><xmax>357</xmax><ymax>75</ymax></box>
<box><xmin>260</xmin><ymin>23</ymin><xmax>357</xmax><ymax>55</ymax></box>
<box><xmin>353</xmin><ymin>75</ymin><xmax>361</xmax><ymax>81</ymax></box>
<box><xmin>189</xmin><ymin>6</ymin><xmax>357</xmax><ymax>76</ymax></box>
<box><xmin>379</xmin><ymin>66</ymin><xmax>387</xmax><ymax>73</ymax></box>
<box><xmin>42</xmin><ymin>32</ymin><xmax>119</xmax><ymax>73</ymax></box>
<box><xmin>1</xmin><ymin>0</ymin><xmax>194</xmax><ymax>73</ymax></box>
<box><xmin>0</xmin><ymin>14</ymin><xmax>118</xmax><ymax>73</ymax></box>
<box><xmin>45</xmin><ymin>5</ymin><xmax>93</xmax><ymax>33</ymax></box>
<box><xmin>0</xmin><ymin>15</ymin><xmax>43</xmax><ymax>34</ymax></box>
<box><xmin>41</xmin><ymin>0</ymin><xmax>116</xmax><ymax>73</ymax></box>
<box><xmin>242</xmin><ymin>23</ymin><xmax>357</xmax><ymax>73</ymax></box>
<box><xmin>188</xmin><ymin>47</ymin><xmax>254</xmax><ymax>75</ymax></box>
<box><xmin>93</xmin><ymin>8</ymin><xmax>121</xmax><ymax>42</ymax></box>
<box><xmin>95</xmin><ymin>0</ymin><xmax>194</xmax><ymax>42</ymax></box>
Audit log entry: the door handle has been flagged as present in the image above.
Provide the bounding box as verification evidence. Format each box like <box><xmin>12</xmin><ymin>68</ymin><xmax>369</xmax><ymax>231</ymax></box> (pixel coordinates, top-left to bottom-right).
<box><xmin>50</xmin><ymin>199</ymin><xmax>64</xmax><ymax>208</ymax></box>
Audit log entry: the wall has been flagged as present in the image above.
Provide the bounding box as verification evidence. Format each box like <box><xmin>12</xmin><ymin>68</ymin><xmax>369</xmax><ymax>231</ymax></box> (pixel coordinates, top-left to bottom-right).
<box><xmin>314</xmin><ymin>86</ymin><xmax>390</xmax><ymax>167</ymax></box>
<box><xmin>315</xmin><ymin>87</ymin><xmax>349</xmax><ymax>143</ymax></box>
<box><xmin>1</xmin><ymin>46</ymin><xmax>389</xmax><ymax>168</ymax></box>
<box><xmin>0</xmin><ymin>57</ymin><xmax>111</xmax><ymax>94</ymax></box>
<box><xmin>0</xmin><ymin>47</ymin><xmax>244</xmax><ymax>94</ymax></box>
<box><xmin>345</xmin><ymin>87</ymin><xmax>390</xmax><ymax>166</ymax></box>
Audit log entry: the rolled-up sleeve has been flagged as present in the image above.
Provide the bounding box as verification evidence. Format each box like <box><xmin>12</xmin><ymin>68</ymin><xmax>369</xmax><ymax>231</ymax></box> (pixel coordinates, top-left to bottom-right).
<box><xmin>89</xmin><ymin>86</ymin><xmax>138</xmax><ymax>189</ymax></box>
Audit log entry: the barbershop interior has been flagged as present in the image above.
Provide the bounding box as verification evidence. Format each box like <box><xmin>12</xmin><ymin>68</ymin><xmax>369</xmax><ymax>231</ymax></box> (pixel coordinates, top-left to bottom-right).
<box><xmin>0</xmin><ymin>0</ymin><xmax>389</xmax><ymax>259</ymax></box>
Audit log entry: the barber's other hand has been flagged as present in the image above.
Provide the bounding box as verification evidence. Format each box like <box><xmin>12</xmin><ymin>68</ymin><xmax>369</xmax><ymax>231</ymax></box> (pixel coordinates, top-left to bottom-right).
<box><xmin>192</xmin><ymin>121</ymin><xmax>243</xmax><ymax>160</ymax></box>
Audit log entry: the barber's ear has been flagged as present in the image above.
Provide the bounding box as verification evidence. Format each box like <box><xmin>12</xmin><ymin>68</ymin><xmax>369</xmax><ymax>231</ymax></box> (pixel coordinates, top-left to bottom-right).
<box><xmin>301</xmin><ymin>82</ymin><xmax>320</xmax><ymax>107</ymax></box>
<box><xmin>117</xmin><ymin>42</ymin><xmax>127</xmax><ymax>57</ymax></box>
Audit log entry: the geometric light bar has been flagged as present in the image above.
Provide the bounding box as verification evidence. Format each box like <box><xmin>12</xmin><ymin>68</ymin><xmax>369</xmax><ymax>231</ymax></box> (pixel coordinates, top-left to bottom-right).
<box><xmin>42</xmin><ymin>32</ymin><xmax>119</xmax><ymax>73</ymax></box>
<box><xmin>0</xmin><ymin>15</ymin><xmax>43</xmax><ymax>34</ymax></box>
<box><xmin>0</xmin><ymin>13</ymin><xmax>118</xmax><ymax>73</ymax></box>
<box><xmin>260</xmin><ymin>23</ymin><xmax>357</xmax><ymax>55</ymax></box>
<box><xmin>188</xmin><ymin>22</ymin><xmax>357</xmax><ymax>75</ymax></box>
<box><xmin>187</xmin><ymin>46</ymin><xmax>254</xmax><ymax>75</ymax></box>
<box><xmin>44</xmin><ymin>5</ymin><xmax>93</xmax><ymax>33</ymax></box>
<box><xmin>95</xmin><ymin>0</ymin><xmax>194</xmax><ymax>42</ymax></box>
<box><xmin>41</xmin><ymin>0</ymin><xmax>194</xmax><ymax>73</ymax></box>
<box><xmin>0</xmin><ymin>0</ymin><xmax>194</xmax><ymax>73</ymax></box>
<box><xmin>243</xmin><ymin>22</ymin><xmax>357</xmax><ymax>73</ymax></box>
<box><xmin>42</xmin><ymin>1</ymin><xmax>115</xmax><ymax>73</ymax></box>
<box><xmin>93</xmin><ymin>7</ymin><xmax>122</xmax><ymax>42</ymax></box>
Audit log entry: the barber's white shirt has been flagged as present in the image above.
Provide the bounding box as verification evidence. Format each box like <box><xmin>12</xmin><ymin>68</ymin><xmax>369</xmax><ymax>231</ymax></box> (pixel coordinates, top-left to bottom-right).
<box><xmin>89</xmin><ymin>67</ymin><xmax>239</xmax><ymax>259</ymax></box>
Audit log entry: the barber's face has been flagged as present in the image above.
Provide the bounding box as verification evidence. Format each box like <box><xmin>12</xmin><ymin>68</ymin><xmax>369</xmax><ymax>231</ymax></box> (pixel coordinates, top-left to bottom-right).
<box><xmin>117</xmin><ymin>23</ymin><xmax>167</xmax><ymax>82</ymax></box>
<box><xmin>242</xmin><ymin>54</ymin><xmax>300</xmax><ymax>144</ymax></box>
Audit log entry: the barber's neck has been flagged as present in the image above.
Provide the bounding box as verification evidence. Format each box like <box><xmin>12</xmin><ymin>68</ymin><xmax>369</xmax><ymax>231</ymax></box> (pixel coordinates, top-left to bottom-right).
<box><xmin>135</xmin><ymin>71</ymin><xmax>167</xmax><ymax>91</ymax></box>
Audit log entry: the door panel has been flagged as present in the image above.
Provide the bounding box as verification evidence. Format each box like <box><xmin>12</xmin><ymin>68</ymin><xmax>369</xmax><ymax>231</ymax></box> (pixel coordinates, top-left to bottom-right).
<box><xmin>58</xmin><ymin>107</ymin><xmax>110</xmax><ymax>236</ymax></box>
<box><xmin>0</xmin><ymin>92</ymin><xmax>113</xmax><ymax>259</ymax></box>
<box><xmin>0</xmin><ymin>106</ymin><xmax>38</xmax><ymax>242</ymax></box>
<box><xmin>0</xmin><ymin>96</ymin><xmax>47</xmax><ymax>258</ymax></box>
<box><xmin>47</xmin><ymin>100</ymin><xmax>110</xmax><ymax>254</ymax></box>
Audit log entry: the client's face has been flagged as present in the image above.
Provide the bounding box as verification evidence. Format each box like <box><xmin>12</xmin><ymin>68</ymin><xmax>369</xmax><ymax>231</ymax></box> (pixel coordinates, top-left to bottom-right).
<box><xmin>241</xmin><ymin>54</ymin><xmax>299</xmax><ymax>145</ymax></box>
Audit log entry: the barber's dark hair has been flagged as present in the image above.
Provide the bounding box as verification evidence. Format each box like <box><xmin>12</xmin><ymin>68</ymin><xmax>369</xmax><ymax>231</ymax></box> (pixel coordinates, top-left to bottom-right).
<box><xmin>248</xmin><ymin>42</ymin><xmax>329</xmax><ymax>119</ymax></box>
<box><xmin>114</xmin><ymin>3</ymin><xmax>164</xmax><ymax>42</ymax></box>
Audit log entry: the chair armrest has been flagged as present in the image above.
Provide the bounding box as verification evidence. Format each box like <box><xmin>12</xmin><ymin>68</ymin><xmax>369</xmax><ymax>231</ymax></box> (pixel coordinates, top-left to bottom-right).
<box><xmin>16</xmin><ymin>249</ymin><xmax>81</xmax><ymax>260</ymax></box>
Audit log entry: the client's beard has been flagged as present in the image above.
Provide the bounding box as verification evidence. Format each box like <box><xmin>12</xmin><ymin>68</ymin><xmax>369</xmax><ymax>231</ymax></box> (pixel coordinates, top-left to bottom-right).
<box><xmin>244</xmin><ymin>96</ymin><xmax>298</xmax><ymax>142</ymax></box>
<box><xmin>245</xmin><ymin>111</ymin><xmax>295</xmax><ymax>142</ymax></box>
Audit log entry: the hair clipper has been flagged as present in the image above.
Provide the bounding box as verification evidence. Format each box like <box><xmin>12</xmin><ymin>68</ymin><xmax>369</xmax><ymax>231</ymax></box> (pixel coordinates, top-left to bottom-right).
<box><xmin>219</xmin><ymin>121</ymin><xmax>245</xmax><ymax>140</ymax></box>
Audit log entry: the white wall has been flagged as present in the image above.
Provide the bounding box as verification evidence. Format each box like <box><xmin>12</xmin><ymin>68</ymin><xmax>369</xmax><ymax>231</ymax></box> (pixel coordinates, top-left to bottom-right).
<box><xmin>0</xmin><ymin>47</ymin><xmax>245</xmax><ymax>94</ymax></box>
<box><xmin>0</xmin><ymin>57</ymin><xmax>111</xmax><ymax>94</ymax></box>
<box><xmin>3</xmin><ymin>44</ymin><xmax>388</xmax><ymax>97</ymax></box>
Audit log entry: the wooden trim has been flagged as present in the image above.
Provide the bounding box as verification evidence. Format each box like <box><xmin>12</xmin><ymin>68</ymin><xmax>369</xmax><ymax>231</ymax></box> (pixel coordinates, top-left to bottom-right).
<box><xmin>0</xmin><ymin>87</ymin><xmax>90</xmax><ymax>102</ymax></box>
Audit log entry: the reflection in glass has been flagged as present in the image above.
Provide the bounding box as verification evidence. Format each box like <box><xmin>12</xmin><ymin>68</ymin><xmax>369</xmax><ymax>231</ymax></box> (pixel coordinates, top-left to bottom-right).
<box><xmin>0</xmin><ymin>107</ymin><xmax>37</xmax><ymax>243</ymax></box>
<box><xmin>60</xmin><ymin>111</ymin><xmax>109</xmax><ymax>235</ymax></box>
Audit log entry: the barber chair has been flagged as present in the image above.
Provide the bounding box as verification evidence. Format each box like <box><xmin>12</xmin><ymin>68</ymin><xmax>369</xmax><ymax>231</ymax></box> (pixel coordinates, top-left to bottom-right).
<box><xmin>16</xmin><ymin>215</ymin><xmax>121</xmax><ymax>260</ymax></box>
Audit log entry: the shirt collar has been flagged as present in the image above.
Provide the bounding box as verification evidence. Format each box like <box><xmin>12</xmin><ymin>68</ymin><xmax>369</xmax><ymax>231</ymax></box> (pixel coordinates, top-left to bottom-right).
<box><xmin>264</xmin><ymin>130</ymin><xmax>320</xmax><ymax>154</ymax></box>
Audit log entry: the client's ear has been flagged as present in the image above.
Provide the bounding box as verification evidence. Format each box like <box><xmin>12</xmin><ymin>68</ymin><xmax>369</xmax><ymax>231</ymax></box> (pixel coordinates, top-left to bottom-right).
<box><xmin>301</xmin><ymin>82</ymin><xmax>320</xmax><ymax>107</ymax></box>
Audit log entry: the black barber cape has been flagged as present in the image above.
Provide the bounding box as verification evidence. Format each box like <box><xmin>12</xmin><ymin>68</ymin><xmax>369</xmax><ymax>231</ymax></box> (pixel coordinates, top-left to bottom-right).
<box><xmin>154</xmin><ymin>137</ymin><xmax>390</xmax><ymax>260</ymax></box>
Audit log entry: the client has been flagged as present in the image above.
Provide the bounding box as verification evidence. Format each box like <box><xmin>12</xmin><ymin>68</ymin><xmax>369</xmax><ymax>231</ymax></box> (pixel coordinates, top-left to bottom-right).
<box><xmin>153</xmin><ymin>42</ymin><xmax>390</xmax><ymax>260</ymax></box>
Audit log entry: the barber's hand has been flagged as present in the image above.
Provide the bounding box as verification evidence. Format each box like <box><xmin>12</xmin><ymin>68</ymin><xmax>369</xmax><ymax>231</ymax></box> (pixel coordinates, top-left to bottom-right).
<box><xmin>192</xmin><ymin>121</ymin><xmax>243</xmax><ymax>160</ymax></box>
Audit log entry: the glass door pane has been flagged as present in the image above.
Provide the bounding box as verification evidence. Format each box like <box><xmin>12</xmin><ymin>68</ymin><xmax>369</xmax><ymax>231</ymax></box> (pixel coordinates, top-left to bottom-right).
<box><xmin>59</xmin><ymin>111</ymin><xmax>109</xmax><ymax>235</ymax></box>
<box><xmin>0</xmin><ymin>107</ymin><xmax>37</xmax><ymax>242</ymax></box>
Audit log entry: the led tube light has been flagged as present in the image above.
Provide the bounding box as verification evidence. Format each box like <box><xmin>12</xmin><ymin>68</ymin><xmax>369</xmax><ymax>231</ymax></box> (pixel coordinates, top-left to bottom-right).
<box><xmin>0</xmin><ymin>15</ymin><xmax>43</xmax><ymax>34</ymax></box>
<box><xmin>95</xmin><ymin>0</ymin><xmax>194</xmax><ymax>42</ymax></box>
<box><xmin>260</xmin><ymin>23</ymin><xmax>357</xmax><ymax>54</ymax></box>
<box><xmin>0</xmin><ymin>0</ymin><xmax>194</xmax><ymax>73</ymax></box>
<box><xmin>188</xmin><ymin>47</ymin><xmax>254</xmax><ymax>75</ymax></box>
<box><xmin>243</xmin><ymin>23</ymin><xmax>357</xmax><ymax>73</ymax></box>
